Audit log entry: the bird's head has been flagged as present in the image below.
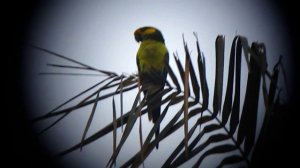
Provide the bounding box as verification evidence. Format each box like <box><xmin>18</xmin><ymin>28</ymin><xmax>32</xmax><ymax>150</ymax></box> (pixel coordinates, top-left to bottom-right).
<box><xmin>134</xmin><ymin>26</ymin><xmax>165</xmax><ymax>43</ymax></box>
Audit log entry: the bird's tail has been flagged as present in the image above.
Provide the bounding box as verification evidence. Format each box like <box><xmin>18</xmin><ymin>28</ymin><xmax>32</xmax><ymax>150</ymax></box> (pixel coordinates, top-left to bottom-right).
<box><xmin>147</xmin><ymin>89</ymin><xmax>162</xmax><ymax>149</ymax></box>
<box><xmin>152</xmin><ymin>105</ymin><xmax>160</xmax><ymax>149</ymax></box>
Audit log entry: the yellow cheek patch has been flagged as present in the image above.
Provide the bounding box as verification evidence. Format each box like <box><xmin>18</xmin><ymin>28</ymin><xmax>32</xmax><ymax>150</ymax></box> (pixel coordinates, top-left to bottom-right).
<box><xmin>144</xmin><ymin>28</ymin><xmax>156</xmax><ymax>35</ymax></box>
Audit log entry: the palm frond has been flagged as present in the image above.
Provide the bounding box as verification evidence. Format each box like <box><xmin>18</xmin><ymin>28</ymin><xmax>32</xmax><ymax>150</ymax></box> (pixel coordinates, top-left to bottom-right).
<box><xmin>31</xmin><ymin>45</ymin><xmax>117</xmax><ymax>76</ymax></box>
<box><xmin>31</xmin><ymin>34</ymin><xmax>288</xmax><ymax>167</ymax></box>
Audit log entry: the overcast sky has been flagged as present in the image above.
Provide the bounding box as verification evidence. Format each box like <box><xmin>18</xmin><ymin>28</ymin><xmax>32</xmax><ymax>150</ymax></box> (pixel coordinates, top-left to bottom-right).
<box><xmin>22</xmin><ymin>0</ymin><xmax>292</xmax><ymax>167</ymax></box>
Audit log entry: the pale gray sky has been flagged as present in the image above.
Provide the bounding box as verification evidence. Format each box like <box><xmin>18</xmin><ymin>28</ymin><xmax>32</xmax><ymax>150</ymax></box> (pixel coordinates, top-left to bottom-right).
<box><xmin>22</xmin><ymin>0</ymin><xmax>292</xmax><ymax>167</ymax></box>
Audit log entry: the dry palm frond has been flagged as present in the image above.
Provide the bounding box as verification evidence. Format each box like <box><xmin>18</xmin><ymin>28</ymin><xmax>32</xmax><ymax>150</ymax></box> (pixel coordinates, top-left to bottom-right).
<box><xmin>31</xmin><ymin>35</ymin><xmax>287</xmax><ymax>167</ymax></box>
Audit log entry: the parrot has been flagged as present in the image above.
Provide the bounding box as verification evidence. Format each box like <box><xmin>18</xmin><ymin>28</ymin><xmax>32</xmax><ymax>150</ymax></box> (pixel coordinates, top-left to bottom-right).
<box><xmin>134</xmin><ymin>26</ymin><xmax>169</xmax><ymax>149</ymax></box>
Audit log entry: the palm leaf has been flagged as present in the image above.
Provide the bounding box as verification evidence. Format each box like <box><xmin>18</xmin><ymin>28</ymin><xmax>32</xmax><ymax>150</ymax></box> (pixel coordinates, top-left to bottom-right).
<box><xmin>185</xmin><ymin>39</ymin><xmax>200</xmax><ymax>103</ymax></box>
<box><xmin>112</xmin><ymin>97</ymin><xmax>117</xmax><ymax>166</ymax></box>
<box><xmin>229</xmin><ymin>37</ymin><xmax>242</xmax><ymax>135</ymax></box>
<box><xmin>31</xmin><ymin>34</ymin><xmax>287</xmax><ymax>168</ymax></box>
<box><xmin>195</xmin><ymin>35</ymin><xmax>209</xmax><ymax>111</ymax></box>
<box><xmin>183</xmin><ymin>39</ymin><xmax>191</xmax><ymax>158</ymax></box>
<box><xmin>237</xmin><ymin>43</ymin><xmax>263</xmax><ymax>155</ymax></box>
<box><xmin>216</xmin><ymin>155</ymin><xmax>244</xmax><ymax>168</ymax></box>
<box><xmin>213</xmin><ymin>35</ymin><xmax>225</xmax><ymax>117</ymax></box>
<box><xmin>31</xmin><ymin>45</ymin><xmax>117</xmax><ymax>76</ymax></box>
<box><xmin>39</xmin><ymin>72</ymin><xmax>104</xmax><ymax>76</ymax></box>
<box><xmin>166</xmin><ymin>61</ymin><xmax>181</xmax><ymax>92</ymax></box>
<box><xmin>80</xmin><ymin>89</ymin><xmax>100</xmax><ymax>151</ymax></box>
<box><xmin>119</xmin><ymin>75</ymin><xmax>125</xmax><ymax>131</ymax></box>
<box><xmin>174</xmin><ymin>53</ymin><xmax>185</xmax><ymax>84</ymax></box>
<box><xmin>221</xmin><ymin>36</ymin><xmax>238</xmax><ymax>125</ymax></box>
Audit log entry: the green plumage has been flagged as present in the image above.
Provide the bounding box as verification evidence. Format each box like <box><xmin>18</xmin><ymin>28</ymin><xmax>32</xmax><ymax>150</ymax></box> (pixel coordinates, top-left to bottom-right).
<box><xmin>134</xmin><ymin>26</ymin><xmax>169</xmax><ymax>149</ymax></box>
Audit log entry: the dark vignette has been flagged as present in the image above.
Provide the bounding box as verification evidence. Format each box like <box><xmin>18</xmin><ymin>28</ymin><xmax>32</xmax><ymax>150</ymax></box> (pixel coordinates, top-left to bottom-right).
<box><xmin>5</xmin><ymin>0</ymin><xmax>298</xmax><ymax>167</ymax></box>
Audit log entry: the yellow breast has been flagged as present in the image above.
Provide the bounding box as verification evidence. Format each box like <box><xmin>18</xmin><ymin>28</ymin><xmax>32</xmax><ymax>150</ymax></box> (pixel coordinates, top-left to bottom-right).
<box><xmin>137</xmin><ymin>40</ymin><xmax>168</xmax><ymax>72</ymax></box>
